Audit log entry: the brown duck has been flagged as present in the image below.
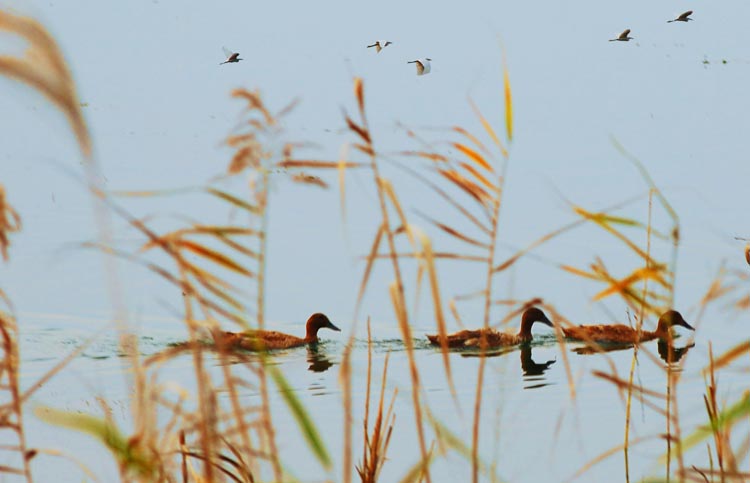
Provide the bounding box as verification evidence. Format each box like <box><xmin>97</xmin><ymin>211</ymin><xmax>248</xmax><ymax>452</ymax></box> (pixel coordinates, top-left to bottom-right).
<box><xmin>426</xmin><ymin>308</ymin><xmax>554</xmax><ymax>349</ymax></box>
<box><xmin>220</xmin><ymin>313</ymin><xmax>341</xmax><ymax>351</ymax></box>
<box><xmin>562</xmin><ymin>310</ymin><xmax>694</xmax><ymax>344</ymax></box>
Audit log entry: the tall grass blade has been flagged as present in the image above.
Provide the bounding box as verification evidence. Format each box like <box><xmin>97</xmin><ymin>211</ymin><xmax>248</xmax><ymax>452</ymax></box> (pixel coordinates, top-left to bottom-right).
<box><xmin>354</xmin><ymin>224</ymin><xmax>385</xmax><ymax>319</ymax></box>
<box><xmin>0</xmin><ymin>11</ymin><xmax>90</xmax><ymax>156</ymax></box>
<box><xmin>206</xmin><ymin>188</ymin><xmax>260</xmax><ymax>215</ymax></box>
<box><xmin>665</xmin><ymin>393</ymin><xmax>750</xmax><ymax>461</ymax></box>
<box><xmin>415</xmin><ymin>230</ymin><xmax>458</xmax><ymax>403</ymax></box>
<box><xmin>469</xmin><ymin>99</ymin><xmax>507</xmax><ymax>158</ymax></box>
<box><xmin>267</xmin><ymin>365</ymin><xmax>332</xmax><ymax>470</ymax></box>
<box><xmin>710</xmin><ymin>340</ymin><xmax>750</xmax><ymax>370</ymax></box>
<box><xmin>503</xmin><ymin>60</ymin><xmax>513</xmax><ymax>142</ymax></box>
<box><xmin>34</xmin><ymin>406</ymin><xmax>156</xmax><ymax>477</ymax></box>
<box><xmin>453</xmin><ymin>143</ymin><xmax>493</xmax><ymax>172</ymax></box>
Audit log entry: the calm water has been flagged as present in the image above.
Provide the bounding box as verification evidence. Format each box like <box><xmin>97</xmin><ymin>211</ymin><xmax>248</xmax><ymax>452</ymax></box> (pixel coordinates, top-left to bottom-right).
<box><xmin>3</xmin><ymin>0</ymin><xmax>750</xmax><ymax>480</ymax></box>
<box><xmin>15</xmin><ymin>310</ymin><xmax>748</xmax><ymax>482</ymax></box>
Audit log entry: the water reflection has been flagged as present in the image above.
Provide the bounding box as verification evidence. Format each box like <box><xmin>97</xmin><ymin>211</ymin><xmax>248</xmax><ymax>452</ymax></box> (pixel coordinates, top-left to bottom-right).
<box><xmin>306</xmin><ymin>345</ymin><xmax>334</xmax><ymax>373</ymax></box>
<box><xmin>657</xmin><ymin>340</ymin><xmax>694</xmax><ymax>365</ymax></box>
<box><xmin>570</xmin><ymin>342</ymin><xmax>634</xmax><ymax>356</ymax></box>
<box><xmin>460</xmin><ymin>345</ymin><xmax>556</xmax><ymax>389</ymax></box>
<box><xmin>568</xmin><ymin>340</ymin><xmax>695</xmax><ymax>365</ymax></box>
<box><xmin>519</xmin><ymin>346</ymin><xmax>556</xmax><ymax>377</ymax></box>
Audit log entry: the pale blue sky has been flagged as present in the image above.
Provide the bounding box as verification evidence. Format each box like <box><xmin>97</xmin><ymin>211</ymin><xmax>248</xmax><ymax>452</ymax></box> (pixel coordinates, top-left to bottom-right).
<box><xmin>2</xmin><ymin>0</ymin><xmax>748</xmax><ymax>329</ymax></box>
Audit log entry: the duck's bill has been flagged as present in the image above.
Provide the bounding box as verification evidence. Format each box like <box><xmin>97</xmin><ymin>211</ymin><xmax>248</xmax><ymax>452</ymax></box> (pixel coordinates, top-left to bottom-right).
<box><xmin>680</xmin><ymin>319</ymin><xmax>695</xmax><ymax>331</ymax></box>
<box><xmin>542</xmin><ymin>315</ymin><xmax>554</xmax><ymax>327</ymax></box>
<box><xmin>327</xmin><ymin>321</ymin><xmax>342</xmax><ymax>332</ymax></box>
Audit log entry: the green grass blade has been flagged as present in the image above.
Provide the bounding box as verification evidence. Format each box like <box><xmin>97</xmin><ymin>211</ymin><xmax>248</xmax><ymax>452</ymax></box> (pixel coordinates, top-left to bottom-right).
<box><xmin>661</xmin><ymin>392</ymin><xmax>750</xmax><ymax>462</ymax></box>
<box><xmin>34</xmin><ymin>406</ymin><xmax>156</xmax><ymax>477</ymax></box>
<box><xmin>267</xmin><ymin>364</ymin><xmax>332</xmax><ymax>470</ymax></box>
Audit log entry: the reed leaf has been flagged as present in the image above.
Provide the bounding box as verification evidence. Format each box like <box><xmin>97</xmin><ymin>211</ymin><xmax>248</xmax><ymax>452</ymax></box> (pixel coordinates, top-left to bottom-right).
<box><xmin>415</xmin><ymin>229</ymin><xmax>457</xmax><ymax>401</ymax></box>
<box><xmin>400</xmin><ymin>151</ymin><xmax>449</xmax><ymax>163</ymax></box>
<box><xmin>424</xmin><ymin>217</ymin><xmax>489</xmax><ymax>249</ymax></box>
<box><xmin>459</xmin><ymin>162</ymin><xmax>499</xmax><ymax>193</ymax></box>
<box><xmin>338</xmin><ymin>144</ymin><xmax>350</xmax><ymax>224</ymax></box>
<box><xmin>354</xmin><ymin>224</ymin><xmax>385</xmax><ymax>319</ymax></box>
<box><xmin>207</xmin><ymin>188</ymin><xmax>260</xmax><ymax>214</ymax></box>
<box><xmin>344</xmin><ymin>116</ymin><xmax>371</xmax><ymax>144</ymax></box>
<box><xmin>34</xmin><ymin>406</ymin><xmax>156</xmax><ymax>477</ymax></box>
<box><xmin>267</xmin><ymin>365</ymin><xmax>332</xmax><ymax>470</ymax></box>
<box><xmin>470</xmin><ymin>99</ymin><xmax>507</xmax><ymax>158</ymax></box>
<box><xmin>503</xmin><ymin>61</ymin><xmax>513</xmax><ymax>142</ymax></box>
<box><xmin>593</xmin><ymin>266</ymin><xmax>670</xmax><ymax>301</ymax></box>
<box><xmin>453</xmin><ymin>143</ymin><xmax>493</xmax><ymax>172</ymax></box>
<box><xmin>709</xmin><ymin>340</ymin><xmax>750</xmax><ymax>371</ymax></box>
<box><xmin>429</xmin><ymin>417</ymin><xmax>502</xmax><ymax>481</ymax></box>
<box><xmin>278</xmin><ymin>159</ymin><xmax>366</xmax><ymax>169</ymax></box>
<box><xmin>354</xmin><ymin>143</ymin><xmax>375</xmax><ymax>156</ymax></box>
<box><xmin>452</xmin><ymin>126</ymin><xmax>490</xmax><ymax>157</ymax></box>
<box><xmin>291</xmin><ymin>173</ymin><xmax>328</xmax><ymax>189</ymax></box>
<box><xmin>176</xmin><ymin>240</ymin><xmax>253</xmax><ymax>277</ymax></box>
<box><xmin>663</xmin><ymin>393</ymin><xmax>750</xmax><ymax>462</ymax></box>
<box><xmin>398</xmin><ymin>452</ymin><xmax>434</xmax><ymax>483</ymax></box>
<box><xmin>0</xmin><ymin>11</ymin><xmax>90</xmax><ymax>156</ymax></box>
<box><xmin>439</xmin><ymin>169</ymin><xmax>491</xmax><ymax>207</ymax></box>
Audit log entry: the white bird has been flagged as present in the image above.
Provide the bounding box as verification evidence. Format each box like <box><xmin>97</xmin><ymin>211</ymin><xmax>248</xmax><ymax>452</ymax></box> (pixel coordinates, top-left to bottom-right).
<box><xmin>408</xmin><ymin>58</ymin><xmax>432</xmax><ymax>75</ymax></box>
<box><xmin>668</xmin><ymin>10</ymin><xmax>693</xmax><ymax>23</ymax></box>
<box><xmin>609</xmin><ymin>29</ymin><xmax>634</xmax><ymax>42</ymax></box>
<box><xmin>220</xmin><ymin>47</ymin><xmax>242</xmax><ymax>65</ymax></box>
<box><xmin>367</xmin><ymin>40</ymin><xmax>393</xmax><ymax>53</ymax></box>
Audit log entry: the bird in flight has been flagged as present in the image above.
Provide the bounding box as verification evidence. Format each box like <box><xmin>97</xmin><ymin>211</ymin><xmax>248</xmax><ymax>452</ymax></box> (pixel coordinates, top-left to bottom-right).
<box><xmin>220</xmin><ymin>47</ymin><xmax>242</xmax><ymax>65</ymax></box>
<box><xmin>668</xmin><ymin>10</ymin><xmax>694</xmax><ymax>23</ymax></box>
<box><xmin>408</xmin><ymin>58</ymin><xmax>432</xmax><ymax>75</ymax></box>
<box><xmin>609</xmin><ymin>29</ymin><xmax>634</xmax><ymax>42</ymax></box>
<box><xmin>367</xmin><ymin>40</ymin><xmax>393</xmax><ymax>53</ymax></box>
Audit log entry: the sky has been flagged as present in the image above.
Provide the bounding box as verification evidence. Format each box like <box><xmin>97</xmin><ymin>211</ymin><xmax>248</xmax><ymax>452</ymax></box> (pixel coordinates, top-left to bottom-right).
<box><xmin>1</xmin><ymin>0</ymin><xmax>749</xmax><ymax>331</ymax></box>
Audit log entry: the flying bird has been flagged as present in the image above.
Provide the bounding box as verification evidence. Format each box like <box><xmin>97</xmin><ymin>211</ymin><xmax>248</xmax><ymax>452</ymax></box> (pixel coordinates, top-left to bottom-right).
<box><xmin>408</xmin><ymin>58</ymin><xmax>432</xmax><ymax>75</ymax></box>
<box><xmin>609</xmin><ymin>29</ymin><xmax>634</xmax><ymax>42</ymax></box>
<box><xmin>367</xmin><ymin>40</ymin><xmax>393</xmax><ymax>53</ymax></box>
<box><xmin>220</xmin><ymin>47</ymin><xmax>242</xmax><ymax>65</ymax></box>
<box><xmin>668</xmin><ymin>10</ymin><xmax>693</xmax><ymax>23</ymax></box>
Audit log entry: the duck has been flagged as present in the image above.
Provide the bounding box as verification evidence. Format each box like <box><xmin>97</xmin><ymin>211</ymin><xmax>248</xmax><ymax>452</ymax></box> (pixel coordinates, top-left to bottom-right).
<box><xmin>562</xmin><ymin>309</ymin><xmax>694</xmax><ymax>344</ymax></box>
<box><xmin>219</xmin><ymin>313</ymin><xmax>341</xmax><ymax>351</ymax></box>
<box><xmin>426</xmin><ymin>307</ymin><xmax>554</xmax><ymax>349</ymax></box>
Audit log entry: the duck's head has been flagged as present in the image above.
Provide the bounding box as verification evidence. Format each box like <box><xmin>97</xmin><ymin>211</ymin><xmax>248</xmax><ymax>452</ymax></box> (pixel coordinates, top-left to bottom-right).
<box><xmin>518</xmin><ymin>307</ymin><xmax>554</xmax><ymax>338</ymax></box>
<box><xmin>305</xmin><ymin>313</ymin><xmax>341</xmax><ymax>340</ymax></box>
<box><xmin>657</xmin><ymin>310</ymin><xmax>694</xmax><ymax>333</ymax></box>
<box><xmin>522</xmin><ymin>307</ymin><xmax>553</xmax><ymax>327</ymax></box>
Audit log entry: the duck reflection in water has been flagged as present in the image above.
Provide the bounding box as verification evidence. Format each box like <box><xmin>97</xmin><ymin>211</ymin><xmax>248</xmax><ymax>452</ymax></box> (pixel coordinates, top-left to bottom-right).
<box><xmin>569</xmin><ymin>339</ymin><xmax>695</xmax><ymax>364</ymax></box>
<box><xmin>519</xmin><ymin>346</ymin><xmax>556</xmax><ymax>377</ymax></box>
<box><xmin>306</xmin><ymin>345</ymin><xmax>335</xmax><ymax>373</ymax></box>
<box><xmin>460</xmin><ymin>345</ymin><xmax>556</xmax><ymax>388</ymax></box>
<box><xmin>658</xmin><ymin>339</ymin><xmax>694</xmax><ymax>364</ymax></box>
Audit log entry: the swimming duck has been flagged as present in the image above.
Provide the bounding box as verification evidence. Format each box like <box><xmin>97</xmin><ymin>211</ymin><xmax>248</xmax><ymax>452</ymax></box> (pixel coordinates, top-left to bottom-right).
<box><xmin>426</xmin><ymin>308</ymin><xmax>554</xmax><ymax>349</ymax></box>
<box><xmin>220</xmin><ymin>313</ymin><xmax>341</xmax><ymax>351</ymax></box>
<box><xmin>562</xmin><ymin>309</ymin><xmax>694</xmax><ymax>344</ymax></box>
